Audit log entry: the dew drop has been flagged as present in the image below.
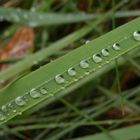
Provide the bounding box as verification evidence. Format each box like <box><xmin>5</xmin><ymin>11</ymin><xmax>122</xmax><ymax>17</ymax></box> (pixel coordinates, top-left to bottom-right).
<box><xmin>80</xmin><ymin>60</ymin><xmax>89</xmax><ymax>68</ymax></box>
<box><xmin>112</xmin><ymin>43</ymin><xmax>120</xmax><ymax>51</ymax></box>
<box><xmin>101</xmin><ymin>49</ymin><xmax>109</xmax><ymax>57</ymax></box>
<box><xmin>93</xmin><ymin>54</ymin><xmax>102</xmax><ymax>63</ymax></box>
<box><xmin>55</xmin><ymin>75</ymin><xmax>65</xmax><ymax>84</ymax></box>
<box><xmin>133</xmin><ymin>31</ymin><xmax>140</xmax><ymax>41</ymax></box>
<box><xmin>7</xmin><ymin>103</ymin><xmax>17</xmax><ymax>113</ymax></box>
<box><xmin>15</xmin><ymin>96</ymin><xmax>26</xmax><ymax>106</ymax></box>
<box><xmin>30</xmin><ymin>89</ymin><xmax>41</xmax><ymax>98</ymax></box>
<box><xmin>7</xmin><ymin>103</ymin><xmax>12</xmax><ymax>108</ymax></box>
<box><xmin>0</xmin><ymin>112</ymin><xmax>6</xmax><ymax>121</ymax></box>
<box><xmin>67</xmin><ymin>68</ymin><xmax>76</xmax><ymax>76</ymax></box>
<box><xmin>40</xmin><ymin>88</ymin><xmax>48</xmax><ymax>95</ymax></box>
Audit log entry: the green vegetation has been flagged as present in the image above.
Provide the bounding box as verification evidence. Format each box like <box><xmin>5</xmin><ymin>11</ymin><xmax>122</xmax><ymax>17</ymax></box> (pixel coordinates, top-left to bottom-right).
<box><xmin>0</xmin><ymin>0</ymin><xmax>140</xmax><ymax>140</ymax></box>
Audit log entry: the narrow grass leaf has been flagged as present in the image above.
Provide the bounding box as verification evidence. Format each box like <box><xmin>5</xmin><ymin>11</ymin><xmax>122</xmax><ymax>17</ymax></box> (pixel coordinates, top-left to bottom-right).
<box><xmin>0</xmin><ymin>17</ymin><xmax>140</xmax><ymax>124</ymax></box>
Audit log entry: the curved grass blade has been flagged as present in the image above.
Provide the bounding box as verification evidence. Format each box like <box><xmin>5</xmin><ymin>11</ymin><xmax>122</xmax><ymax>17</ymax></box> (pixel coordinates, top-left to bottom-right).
<box><xmin>0</xmin><ymin>17</ymin><xmax>140</xmax><ymax>124</ymax></box>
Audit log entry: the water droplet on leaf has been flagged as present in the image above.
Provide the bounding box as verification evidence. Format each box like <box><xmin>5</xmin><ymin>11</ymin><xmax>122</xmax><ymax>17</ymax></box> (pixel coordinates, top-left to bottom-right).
<box><xmin>93</xmin><ymin>54</ymin><xmax>102</xmax><ymax>63</ymax></box>
<box><xmin>40</xmin><ymin>88</ymin><xmax>48</xmax><ymax>95</ymax></box>
<box><xmin>7</xmin><ymin>103</ymin><xmax>17</xmax><ymax>113</ymax></box>
<box><xmin>68</xmin><ymin>68</ymin><xmax>76</xmax><ymax>76</ymax></box>
<box><xmin>133</xmin><ymin>31</ymin><xmax>140</xmax><ymax>41</ymax></box>
<box><xmin>30</xmin><ymin>89</ymin><xmax>41</xmax><ymax>98</ymax></box>
<box><xmin>1</xmin><ymin>105</ymin><xmax>8</xmax><ymax>113</ymax></box>
<box><xmin>80</xmin><ymin>60</ymin><xmax>89</xmax><ymax>68</ymax></box>
<box><xmin>101</xmin><ymin>49</ymin><xmax>109</xmax><ymax>56</ymax></box>
<box><xmin>15</xmin><ymin>96</ymin><xmax>26</xmax><ymax>106</ymax></box>
<box><xmin>112</xmin><ymin>43</ymin><xmax>120</xmax><ymax>51</ymax></box>
<box><xmin>55</xmin><ymin>75</ymin><xmax>65</xmax><ymax>84</ymax></box>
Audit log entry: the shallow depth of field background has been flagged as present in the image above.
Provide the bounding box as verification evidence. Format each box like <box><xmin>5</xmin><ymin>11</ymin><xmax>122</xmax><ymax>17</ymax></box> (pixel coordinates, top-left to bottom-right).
<box><xmin>0</xmin><ymin>0</ymin><xmax>140</xmax><ymax>140</ymax></box>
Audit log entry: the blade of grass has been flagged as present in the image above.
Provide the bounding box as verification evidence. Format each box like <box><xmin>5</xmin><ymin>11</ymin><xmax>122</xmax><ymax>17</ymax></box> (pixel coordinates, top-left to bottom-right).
<box><xmin>0</xmin><ymin>16</ymin><xmax>140</xmax><ymax>124</ymax></box>
<box><xmin>0</xmin><ymin>1</ymin><xmax>139</xmax><ymax>124</ymax></box>
<box><xmin>25</xmin><ymin>47</ymin><xmax>140</xmax><ymax>115</ymax></box>
<box><xmin>1</xmin><ymin>8</ymin><xmax>140</xmax><ymax>27</ymax></box>
<box><xmin>0</xmin><ymin>7</ymin><xmax>96</xmax><ymax>26</ymax></box>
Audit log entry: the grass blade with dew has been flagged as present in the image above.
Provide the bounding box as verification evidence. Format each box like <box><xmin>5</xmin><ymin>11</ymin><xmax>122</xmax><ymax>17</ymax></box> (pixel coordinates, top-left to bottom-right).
<box><xmin>0</xmin><ymin>16</ymin><xmax>140</xmax><ymax>124</ymax></box>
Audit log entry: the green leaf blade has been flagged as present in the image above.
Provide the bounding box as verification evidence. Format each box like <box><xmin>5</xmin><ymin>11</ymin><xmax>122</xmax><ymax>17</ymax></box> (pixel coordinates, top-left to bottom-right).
<box><xmin>0</xmin><ymin>17</ymin><xmax>140</xmax><ymax>124</ymax></box>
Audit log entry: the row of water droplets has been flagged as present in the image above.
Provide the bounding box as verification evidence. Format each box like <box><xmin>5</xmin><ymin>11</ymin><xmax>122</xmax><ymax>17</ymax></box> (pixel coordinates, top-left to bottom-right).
<box><xmin>55</xmin><ymin>30</ymin><xmax>140</xmax><ymax>85</ymax></box>
<box><xmin>0</xmin><ymin>87</ymin><xmax>50</xmax><ymax>121</ymax></box>
<box><xmin>54</xmin><ymin>47</ymin><xmax>111</xmax><ymax>84</ymax></box>
<box><xmin>0</xmin><ymin>31</ymin><xmax>140</xmax><ymax>122</ymax></box>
